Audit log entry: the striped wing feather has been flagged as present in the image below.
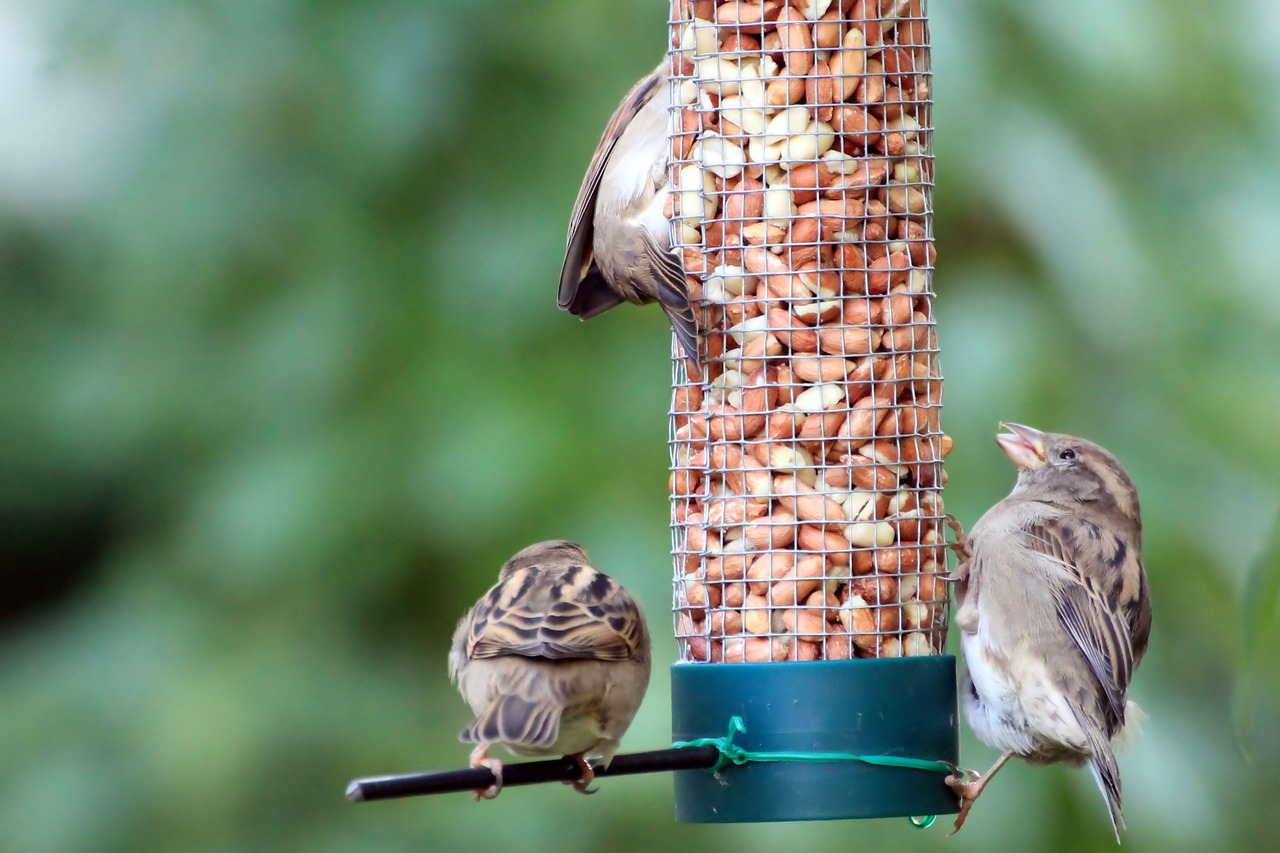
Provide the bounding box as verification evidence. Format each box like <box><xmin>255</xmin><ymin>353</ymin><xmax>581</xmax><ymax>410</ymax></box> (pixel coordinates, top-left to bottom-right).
<box><xmin>466</xmin><ymin>564</ymin><xmax>644</xmax><ymax>663</ymax></box>
<box><xmin>1026</xmin><ymin>517</ymin><xmax>1137</xmax><ymax>732</ymax></box>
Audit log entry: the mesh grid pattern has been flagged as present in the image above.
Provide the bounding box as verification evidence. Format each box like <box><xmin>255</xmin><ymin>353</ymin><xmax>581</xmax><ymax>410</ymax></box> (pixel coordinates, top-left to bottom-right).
<box><xmin>668</xmin><ymin>0</ymin><xmax>952</xmax><ymax>663</ymax></box>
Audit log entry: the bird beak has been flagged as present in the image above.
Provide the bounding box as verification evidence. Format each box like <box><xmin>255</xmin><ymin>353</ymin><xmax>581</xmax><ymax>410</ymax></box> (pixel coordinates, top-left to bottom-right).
<box><xmin>995</xmin><ymin>422</ymin><xmax>1048</xmax><ymax>469</ymax></box>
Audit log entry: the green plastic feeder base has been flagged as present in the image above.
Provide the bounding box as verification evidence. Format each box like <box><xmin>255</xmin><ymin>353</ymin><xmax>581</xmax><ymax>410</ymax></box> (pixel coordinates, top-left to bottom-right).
<box><xmin>671</xmin><ymin>657</ymin><xmax>960</xmax><ymax>823</ymax></box>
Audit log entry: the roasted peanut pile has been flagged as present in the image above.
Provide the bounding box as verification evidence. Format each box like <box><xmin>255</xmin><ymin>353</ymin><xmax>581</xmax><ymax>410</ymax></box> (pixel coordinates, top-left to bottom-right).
<box><xmin>668</xmin><ymin>0</ymin><xmax>952</xmax><ymax>663</ymax></box>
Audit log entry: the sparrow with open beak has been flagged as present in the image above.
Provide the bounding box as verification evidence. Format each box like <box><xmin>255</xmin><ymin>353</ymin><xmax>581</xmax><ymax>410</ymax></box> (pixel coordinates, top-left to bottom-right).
<box><xmin>946</xmin><ymin>423</ymin><xmax>1152</xmax><ymax>840</ymax></box>
<box><xmin>449</xmin><ymin>540</ymin><xmax>652</xmax><ymax>799</ymax></box>
<box><xmin>558</xmin><ymin>63</ymin><xmax>699</xmax><ymax>364</ymax></box>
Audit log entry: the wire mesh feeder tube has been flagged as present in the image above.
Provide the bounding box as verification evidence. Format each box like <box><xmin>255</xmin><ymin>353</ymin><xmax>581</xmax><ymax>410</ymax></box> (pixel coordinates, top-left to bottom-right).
<box><xmin>667</xmin><ymin>0</ymin><xmax>959</xmax><ymax>822</ymax></box>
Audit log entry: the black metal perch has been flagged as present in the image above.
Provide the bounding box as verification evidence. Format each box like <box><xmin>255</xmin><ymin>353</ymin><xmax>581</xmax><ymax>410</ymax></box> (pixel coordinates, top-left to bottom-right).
<box><xmin>346</xmin><ymin>746</ymin><xmax>721</xmax><ymax>803</ymax></box>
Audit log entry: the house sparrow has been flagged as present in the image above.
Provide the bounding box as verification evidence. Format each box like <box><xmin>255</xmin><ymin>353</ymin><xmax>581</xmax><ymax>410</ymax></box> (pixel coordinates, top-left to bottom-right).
<box><xmin>946</xmin><ymin>423</ymin><xmax>1152</xmax><ymax>840</ymax></box>
<box><xmin>558</xmin><ymin>63</ymin><xmax>699</xmax><ymax>364</ymax></box>
<box><xmin>449</xmin><ymin>540</ymin><xmax>652</xmax><ymax>799</ymax></box>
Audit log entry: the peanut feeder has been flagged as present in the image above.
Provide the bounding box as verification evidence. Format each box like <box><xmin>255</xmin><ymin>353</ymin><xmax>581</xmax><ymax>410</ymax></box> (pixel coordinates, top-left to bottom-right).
<box><xmin>667</xmin><ymin>0</ymin><xmax>959</xmax><ymax>822</ymax></box>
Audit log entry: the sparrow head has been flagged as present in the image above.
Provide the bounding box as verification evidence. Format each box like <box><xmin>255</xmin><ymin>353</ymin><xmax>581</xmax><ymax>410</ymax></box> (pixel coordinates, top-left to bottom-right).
<box><xmin>499</xmin><ymin>539</ymin><xmax>591</xmax><ymax>577</ymax></box>
<box><xmin>996</xmin><ymin>422</ymin><xmax>1141</xmax><ymax>532</ymax></box>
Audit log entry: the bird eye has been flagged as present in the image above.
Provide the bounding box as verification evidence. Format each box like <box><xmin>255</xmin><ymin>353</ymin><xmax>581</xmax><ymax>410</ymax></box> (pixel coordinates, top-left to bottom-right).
<box><xmin>1059</xmin><ymin>448</ymin><xmax>1077</xmax><ymax>461</ymax></box>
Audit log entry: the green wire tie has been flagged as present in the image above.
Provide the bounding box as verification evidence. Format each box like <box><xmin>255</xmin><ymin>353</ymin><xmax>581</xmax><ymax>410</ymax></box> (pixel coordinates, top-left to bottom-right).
<box><xmin>672</xmin><ymin>715</ymin><xmax>951</xmax><ymax>830</ymax></box>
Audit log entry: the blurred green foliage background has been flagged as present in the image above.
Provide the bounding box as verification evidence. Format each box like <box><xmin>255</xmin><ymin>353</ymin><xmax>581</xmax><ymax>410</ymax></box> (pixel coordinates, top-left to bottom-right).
<box><xmin>2</xmin><ymin>0</ymin><xmax>1278</xmax><ymax>850</ymax></box>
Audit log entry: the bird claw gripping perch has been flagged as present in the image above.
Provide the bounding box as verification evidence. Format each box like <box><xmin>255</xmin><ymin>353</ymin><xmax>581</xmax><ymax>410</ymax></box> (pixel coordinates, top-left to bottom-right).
<box><xmin>942</xmin><ymin>764</ymin><xmax>985</xmax><ymax>836</ymax></box>
<box><xmin>942</xmin><ymin>513</ymin><xmax>972</xmax><ymax>581</ymax></box>
<box><xmin>564</xmin><ymin>756</ymin><xmax>598</xmax><ymax>795</ymax></box>
<box><xmin>942</xmin><ymin>764</ymin><xmax>982</xmax><ymax>789</ymax></box>
<box><xmin>468</xmin><ymin>745</ymin><xmax>504</xmax><ymax>801</ymax></box>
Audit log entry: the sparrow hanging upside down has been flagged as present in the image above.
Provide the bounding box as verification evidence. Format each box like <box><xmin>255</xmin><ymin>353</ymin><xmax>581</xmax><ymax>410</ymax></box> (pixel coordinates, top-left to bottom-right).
<box><xmin>946</xmin><ymin>423</ymin><xmax>1152</xmax><ymax>841</ymax></box>
<box><xmin>558</xmin><ymin>63</ymin><xmax>699</xmax><ymax>366</ymax></box>
<box><xmin>449</xmin><ymin>540</ymin><xmax>651</xmax><ymax>799</ymax></box>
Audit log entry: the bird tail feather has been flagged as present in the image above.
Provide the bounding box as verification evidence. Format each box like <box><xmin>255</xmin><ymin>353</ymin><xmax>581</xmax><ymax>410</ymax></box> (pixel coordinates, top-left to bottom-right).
<box><xmin>461</xmin><ymin>695</ymin><xmax>562</xmax><ymax>752</ymax></box>
<box><xmin>652</xmin><ymin>249</ymin><xmax>699</xmax><ymax>364</ymax></box>
<box><xmin>1084</xmin><ymin>726</ymin><xmax>1126</xmax><ymax>843</ymax></box>
<box><xmin>663</xmin><ymin>304</ymin><xmax>699</xmax><ymax>365</ymax></box>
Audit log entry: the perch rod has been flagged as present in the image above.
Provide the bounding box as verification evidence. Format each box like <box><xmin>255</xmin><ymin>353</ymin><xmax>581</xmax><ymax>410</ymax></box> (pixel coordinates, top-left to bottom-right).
<box><xmin>346</xmin><ymin>745</ymin><xmax>720</xmax><ymax>803</ymax></box>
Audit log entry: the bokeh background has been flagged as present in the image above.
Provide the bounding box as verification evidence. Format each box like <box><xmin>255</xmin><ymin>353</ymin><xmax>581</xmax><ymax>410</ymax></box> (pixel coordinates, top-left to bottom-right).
<box><xmin>2</xmin><ymin>0</ymin><xmax>1278</xmax><ymax>850</ymax></box>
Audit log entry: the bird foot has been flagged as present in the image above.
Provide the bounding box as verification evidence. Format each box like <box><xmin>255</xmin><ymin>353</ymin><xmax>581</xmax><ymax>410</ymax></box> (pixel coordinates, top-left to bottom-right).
<box><xmin>942</xmin><ymin>514</ymin><xmax>972</xmax><ymax>579</ymax></box>
<box><xmin>944</xmin><ymin>769</ymin><xmax>983</xmax><ymax>835</ymax></box>
<box><xmin>468</xmin><ymin>744</ymin><xmax>504</xmax><ymax>800</ymax></box>
<box><xmin>566</xmin><ymin>754</ymin><xmax>597</xmax><ymax>795</ymax></box>
<box><xmin>944</xmin><ymin>751</ymin><xmax>1015</xmax><ymax>836</ymax></box>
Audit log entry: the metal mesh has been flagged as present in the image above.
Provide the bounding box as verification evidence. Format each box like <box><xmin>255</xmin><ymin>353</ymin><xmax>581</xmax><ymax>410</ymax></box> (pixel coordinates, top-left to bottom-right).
<box><xmin>668</xmin><ymin>0</ymin><xmax>951</xmax><ymax>663</ymax></box>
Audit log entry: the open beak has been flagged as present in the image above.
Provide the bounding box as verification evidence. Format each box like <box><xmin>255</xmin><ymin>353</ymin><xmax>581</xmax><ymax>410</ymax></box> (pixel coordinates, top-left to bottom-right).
<box><xmin>995</xmin><ymin>422</ymin><xmax>1048</xmax><ymax>469</ymax></box>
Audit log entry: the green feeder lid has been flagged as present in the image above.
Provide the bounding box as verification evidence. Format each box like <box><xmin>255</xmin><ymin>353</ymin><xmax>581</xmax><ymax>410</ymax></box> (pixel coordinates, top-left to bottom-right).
<box><xmin>671</xmin><ymin>656</ymin><xmax>960</xmax><ymax>823</ymax></box>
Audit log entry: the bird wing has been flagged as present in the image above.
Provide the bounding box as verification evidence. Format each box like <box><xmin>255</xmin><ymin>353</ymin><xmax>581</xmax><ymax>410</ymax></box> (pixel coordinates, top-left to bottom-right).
<box><xmin>1025</xmin><ymin>517</ymin><xmax>1137</xmax><ymax>731</ymax></box>
<box><xmin>466</xmin><ymin>563</ymin><xmax>647</xmax><ymax>663</ymax></box>
<box><xmin>558</xmin><ymin>66</ymin><xmax>665</xmax><ymax>314</ymax></box>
